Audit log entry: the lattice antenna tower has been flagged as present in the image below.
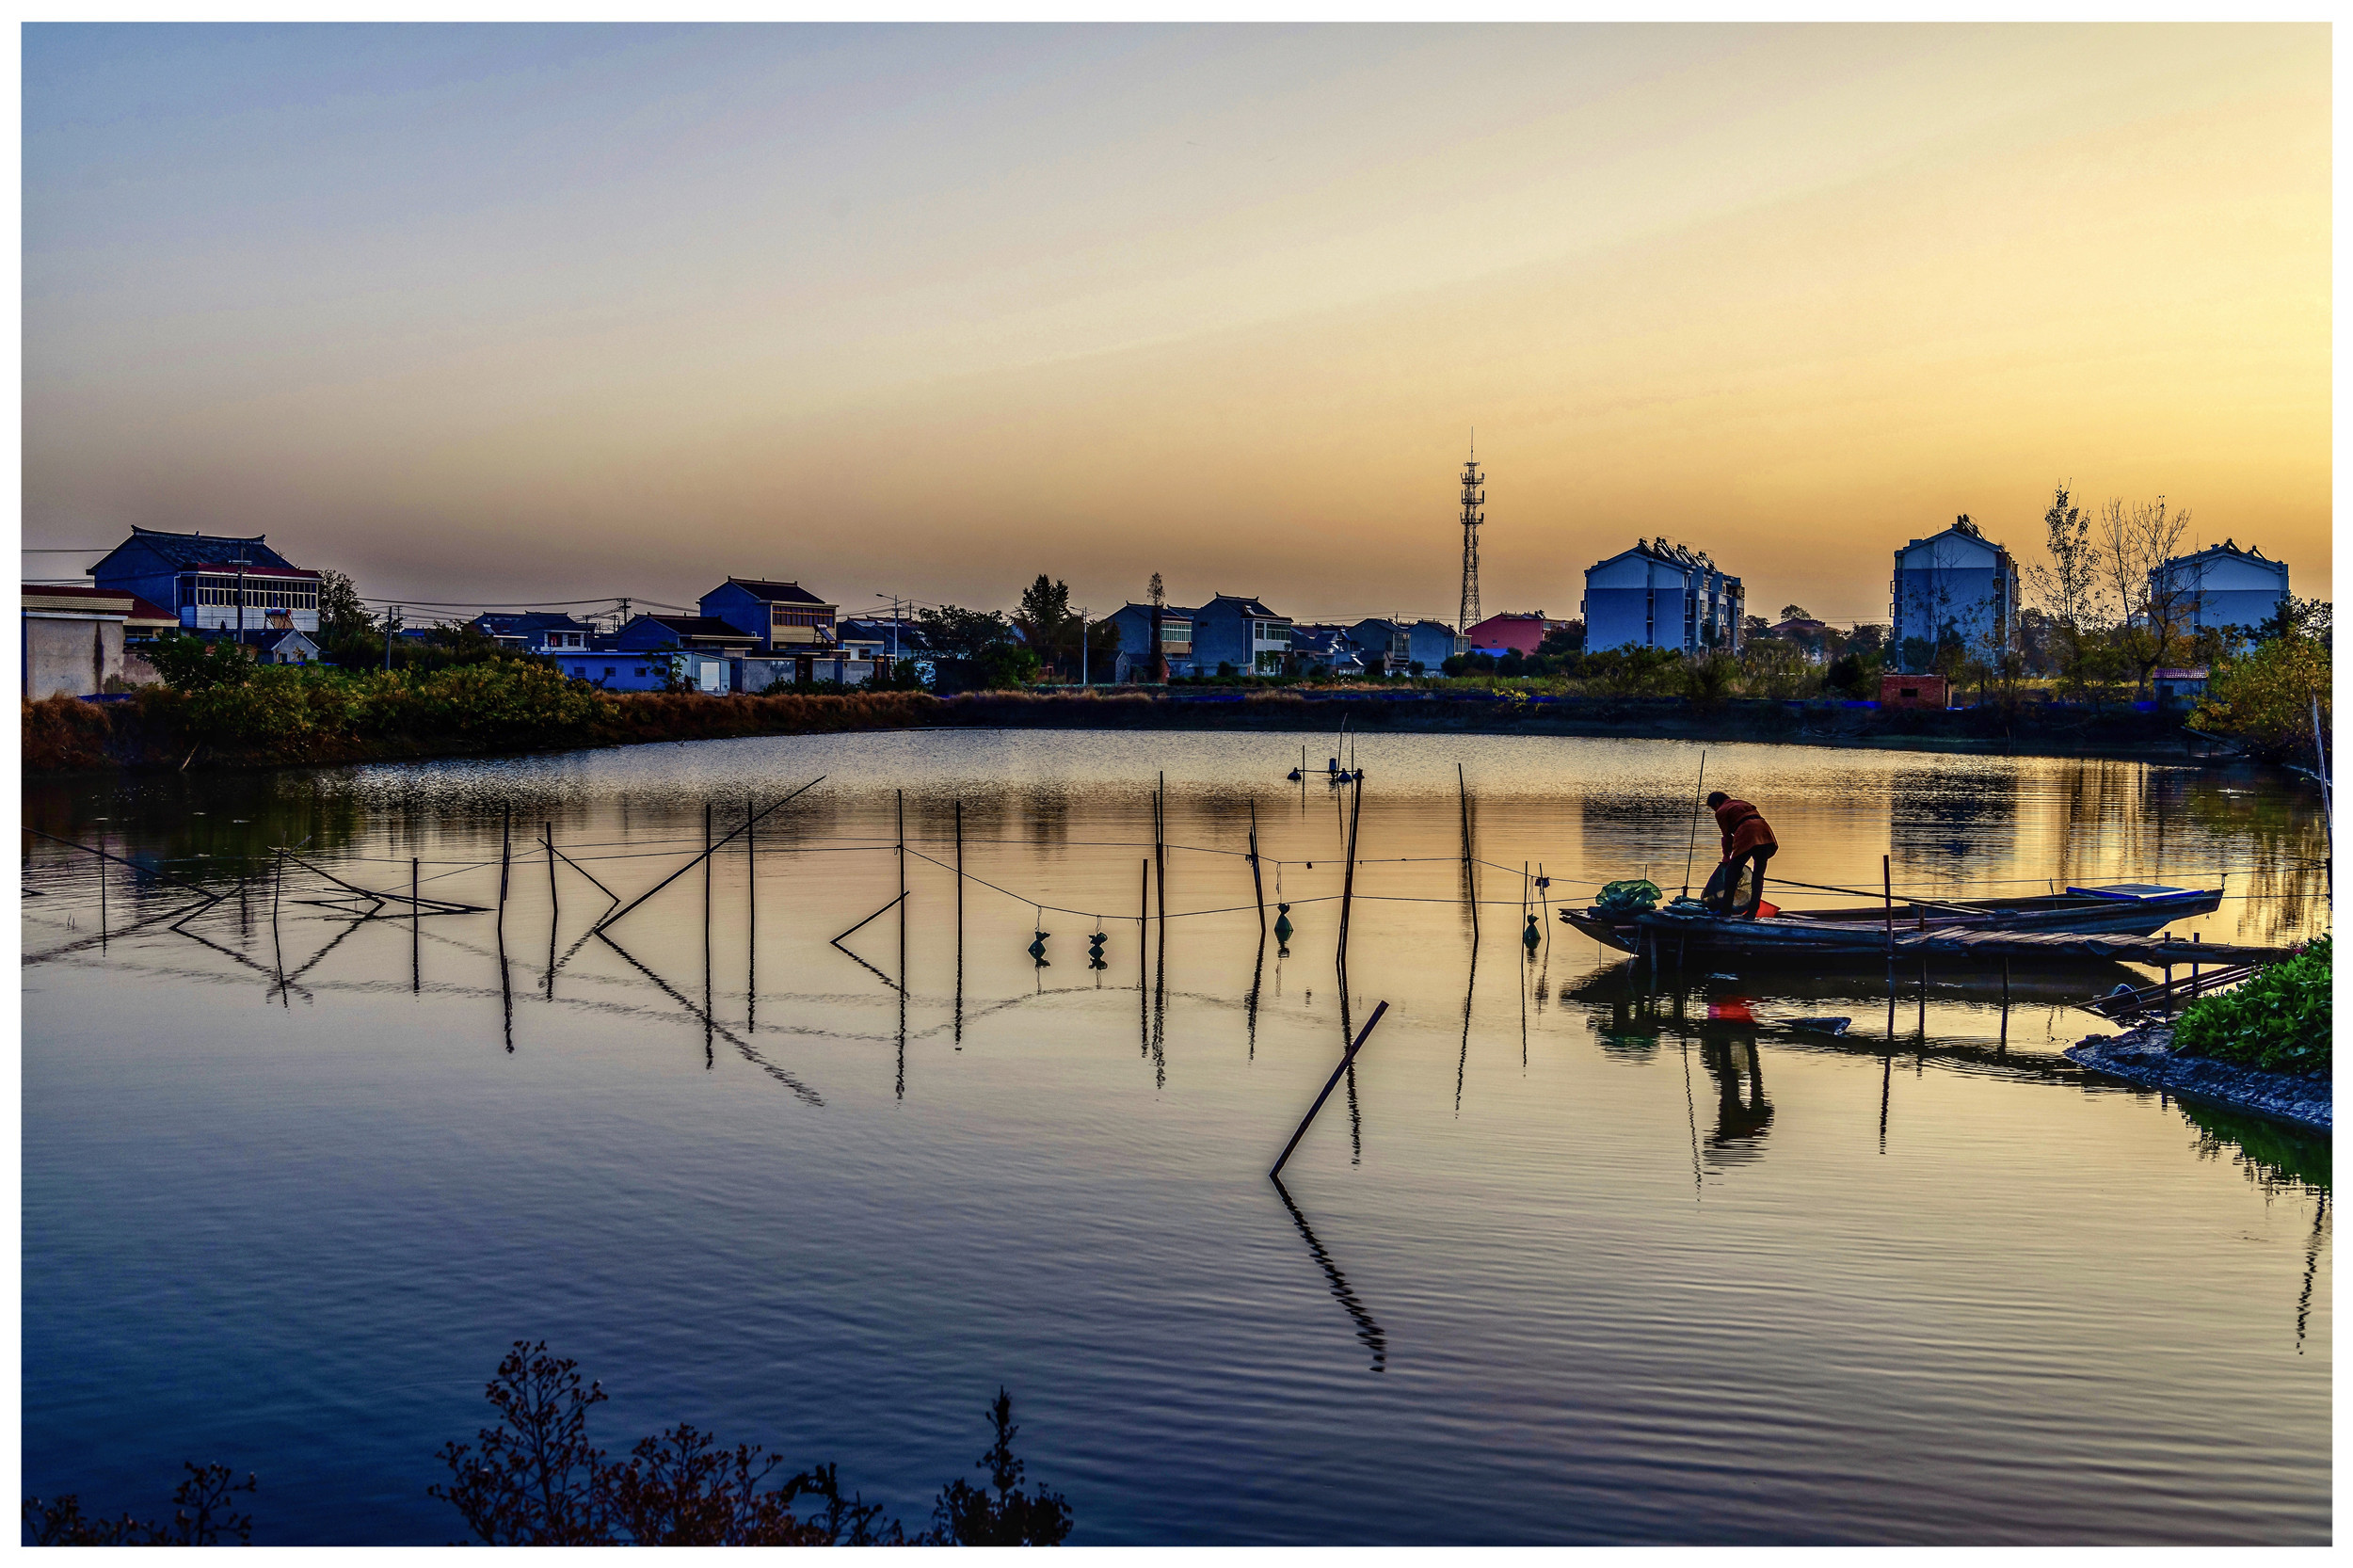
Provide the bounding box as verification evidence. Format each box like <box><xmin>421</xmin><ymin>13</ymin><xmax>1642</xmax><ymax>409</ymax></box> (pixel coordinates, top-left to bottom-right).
<box><xmin>1457</xmin><ymin>432</ymin><xmax>1484</xmax><ymax>634</ymax></box>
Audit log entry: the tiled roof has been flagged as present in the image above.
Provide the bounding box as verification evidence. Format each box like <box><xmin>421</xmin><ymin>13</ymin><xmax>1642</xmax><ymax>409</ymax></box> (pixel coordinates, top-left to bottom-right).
<box><xmin>93</xmin><ymin>526</ymin><xmax>302</xmax><ymax>574</ymax></box>
<box><xmin>643</xmin><ymin>615</ymin><xmax>760</xmax><ymax>640</ymax></box>
<box><xmin>720</xmin><ymin>578</ymin><xmax>833</xmax><ymax>606</ymax></box>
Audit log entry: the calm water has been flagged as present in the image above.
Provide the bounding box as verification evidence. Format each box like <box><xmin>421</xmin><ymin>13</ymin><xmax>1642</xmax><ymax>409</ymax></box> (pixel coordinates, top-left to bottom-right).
<box><xmin>22</xmin><ymin>730</ymin><xmax>2330</xmax><ymax>1544</ymax></box>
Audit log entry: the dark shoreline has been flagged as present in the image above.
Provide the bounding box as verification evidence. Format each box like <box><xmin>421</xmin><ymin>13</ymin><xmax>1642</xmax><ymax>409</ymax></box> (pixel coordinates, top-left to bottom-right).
<box><xmin>24</xmin><ymin>687</ymin><xmax>2229</xmax><ymax>777</ymax></box>
<box><xmin>2068</xmin><ymin>1025</ymin><xmax>2331</xmax><ymax>1135</ymax></box>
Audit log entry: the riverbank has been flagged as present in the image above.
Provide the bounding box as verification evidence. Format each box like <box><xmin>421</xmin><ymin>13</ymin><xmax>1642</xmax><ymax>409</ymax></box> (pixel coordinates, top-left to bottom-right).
<box><xmin>2067</xmin><ymin>1024</ymin><xmax>2331</xmax><ymax>1134</ymax></box>
<box><xmin>24</xmin><ymin>684</ymin><xmax>2218</xmax><ymax>776</ymax></box>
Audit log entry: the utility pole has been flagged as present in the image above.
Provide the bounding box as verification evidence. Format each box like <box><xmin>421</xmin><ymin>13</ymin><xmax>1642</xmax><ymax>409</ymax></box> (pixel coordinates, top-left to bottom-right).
<box><xmin>1076</xmin><ymin>606</ymin><xmax>1090</xmax><ymax>687</ymax></box>
<box><xmin>383</xmin><ymin>604</ymin><xmax>399</xmax><ymax>671</ymax></box>
<box><xmin>235</xmin><ymin>554</ymin><xmax>248</xmax><ymax>648</ymax></box>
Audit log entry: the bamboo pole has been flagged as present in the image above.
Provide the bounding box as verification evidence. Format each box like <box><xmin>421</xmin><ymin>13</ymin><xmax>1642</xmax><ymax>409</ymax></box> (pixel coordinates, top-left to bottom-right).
<box><xmin>1882</xmin><ymin>855</ymin><xmax>1893</xmax><ymax>954</ymax></box>
<box><xmin>1248</xmin><ymin>798</ymin><xmax>1266</xmax><ymax>937</ymax></box>
<box><xmin>1270</xmin><ymin>1000</ymin><xmax>1389</xmax><ymax>1178</ymax></box>
<box><xmin>1337</xmin><ymin>774</ymin><xmax>1363</xmax><ymax>958</ymax></box>
<box><xmin>1458</xmin><ymin>763</ymin><xmax>1478</xmax><ymax>941</ymax></box>
<box><xmin>746</xmin><ymin>793</ymin><xmax>756</xmax><ymax>1033</ymax></box>
<box><xmin>703</xmin><ymin>802</ymin><xmax>713</xmax><ymax>1022</ymax></box>
<box><xmin>1680</xmin><ymin>752</ymin><xmax>1707</xmax><ymax>900</ymax></box>
<box><xmin>411</xmin><ymin>856</ymin><xmax>421</xmax><ymax>992</ymax></box>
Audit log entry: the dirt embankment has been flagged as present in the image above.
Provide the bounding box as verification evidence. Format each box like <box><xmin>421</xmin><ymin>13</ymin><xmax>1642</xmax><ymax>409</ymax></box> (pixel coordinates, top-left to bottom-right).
<box><xmin>24</xmin><ymin>685</ymin><xmax>2205</xmax><ymax>776</ymax></box>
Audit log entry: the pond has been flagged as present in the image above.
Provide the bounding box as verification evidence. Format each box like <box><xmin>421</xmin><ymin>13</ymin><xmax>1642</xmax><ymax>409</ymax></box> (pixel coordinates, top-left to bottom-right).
<box><xmin>21</xmin><ymin>729</ymin><xmax>2331</xmax><ymax>1544</ymax></box>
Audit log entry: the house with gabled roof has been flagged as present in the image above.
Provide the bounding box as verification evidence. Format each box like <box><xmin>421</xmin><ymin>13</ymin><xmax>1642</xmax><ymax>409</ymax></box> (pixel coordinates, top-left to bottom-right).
<box><xmin>2148</xmin><ymin>539</ymin><xmax>2289</xmax><ymax>634</ymax></box>
<box><xmin>472</xmin><ymin>611</ymin><xmax>594</xmax><ymax>656</ymax></box>
<box><xmin>87</xmin><ymin>526</ymin><xmax>324</xmax><ymax>638</ymax></box>
<box><xmin>1583</xmin><ymin>539</ymin><xmax>1744</xmax><ymax>655</ymax></box>
<box><xmin>1890</xmin><ymin>516</ymin><xmax>2016</xmax><ymax>669</ymax></box>
<box><xmin>698</xmin><ymin>577</ymin><xmax>840</xmax><ymax>653</ymax></box>
<box><xmin>1191</xmin><ymin>594</ymin><xmax>1291</xmax><ymax>676</ymax></box>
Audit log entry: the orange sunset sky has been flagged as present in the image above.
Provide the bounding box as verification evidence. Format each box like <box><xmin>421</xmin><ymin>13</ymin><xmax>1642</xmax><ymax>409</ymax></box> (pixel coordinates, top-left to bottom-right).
<box><xmin>23</xmin><ymin>23</ymin><xmax>2330</xmax><ymax>625</ymax></box>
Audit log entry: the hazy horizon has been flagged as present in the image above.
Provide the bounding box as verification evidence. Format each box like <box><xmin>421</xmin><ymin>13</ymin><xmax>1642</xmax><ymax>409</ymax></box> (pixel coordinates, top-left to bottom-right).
<box><xmin>23</xmin><ymin>23</ymin><xmax>2330</xmax><ymax>625</ymax></box>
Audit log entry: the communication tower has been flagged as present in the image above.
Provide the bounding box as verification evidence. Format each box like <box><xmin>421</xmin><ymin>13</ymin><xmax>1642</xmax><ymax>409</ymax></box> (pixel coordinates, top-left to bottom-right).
<box><xmin>1457</xmin><ymin>435</ymin><xmax>1484</xmax><ymax>634</ymax></box>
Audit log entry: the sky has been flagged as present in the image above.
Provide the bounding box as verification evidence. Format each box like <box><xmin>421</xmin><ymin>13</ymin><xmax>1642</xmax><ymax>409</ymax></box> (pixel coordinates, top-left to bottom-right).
<box><xmin>22</xmin><ymin>23</ymin><xmax>2331</xmax><ymax>626</ymax></box>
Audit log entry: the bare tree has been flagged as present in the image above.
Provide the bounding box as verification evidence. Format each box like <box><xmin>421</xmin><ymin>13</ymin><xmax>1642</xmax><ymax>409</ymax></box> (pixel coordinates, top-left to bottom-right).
<box><xmin>2023</xmin><ymin>483</ymin><xmax>2108</xmax><ymax>698</ymax></box>
<box><xmin>2093</xmin><ymin>494</ymin><xmax>2193</xmax><ymax>697</ymax></box>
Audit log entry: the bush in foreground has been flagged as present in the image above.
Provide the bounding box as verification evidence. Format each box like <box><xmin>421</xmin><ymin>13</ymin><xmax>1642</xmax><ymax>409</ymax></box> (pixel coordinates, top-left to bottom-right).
<box><xmin>2173</xmin><ymin>934</ymin><xmax>2330</xmax><ymax>1077</ymax></box>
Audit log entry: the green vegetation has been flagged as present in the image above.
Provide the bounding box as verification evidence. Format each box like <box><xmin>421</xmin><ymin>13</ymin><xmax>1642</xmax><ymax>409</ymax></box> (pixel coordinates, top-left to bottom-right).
<box><xmin>2173</xmin><ymin>935</ymin><xmax>2330</xmax><ymax>1077</ymax></box>
<box><xmin>2190</xmin><ymin>611</ymin><xmax>2330</xmax><ymax>761</ymax></box>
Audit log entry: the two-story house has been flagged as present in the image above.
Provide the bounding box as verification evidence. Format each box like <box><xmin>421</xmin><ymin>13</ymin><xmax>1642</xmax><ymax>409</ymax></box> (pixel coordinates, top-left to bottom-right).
<box><xmin>1105</xmin><ymin>601</ymin><xmax>1194</xmax><ymax>682</ymax></box>
<box><xmin>1191</xmin><ymin>595</ymin><xmax>1291</xmax><ymax>676</ymax></box>
<box><xmin>87</xmin><ymin>526</ymin><xmax>324</xmax><ymax>641</ymax></box>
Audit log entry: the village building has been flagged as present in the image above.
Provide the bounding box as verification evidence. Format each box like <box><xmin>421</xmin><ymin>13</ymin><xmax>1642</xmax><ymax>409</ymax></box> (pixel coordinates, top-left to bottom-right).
<box><xmin>2147</xmin><ymin>541</ymin><xmax>2289</xmax><ymax>634</ymax></box>
<box><xmin>87</xmin><ymin>526</ymin><xmax>324</xmax><ymax>640</ymax></box>
<box><xmin>259</xmin><ymin>629</ymin><xmax>322</xmax><ymax>666</ymax></box>
<box><xmin>1288</xmin><ymin>624</ymin><xmax>1367</xmax><ymax>678</ymax></box>
<box><xmin>1889</xmin><ymin>517</ymin><xmax>2017</xmax><ymax>668</ymax></box>
<box><xmin>22</xmin><ymin>584</ymin><xmax>173</xmax><ymax>698</ymax></box>
<box><xmin>472</xmin><ymin>612</ymin><xmax>594</xmax><ymax>656</ymax></box>
<box><xmin>1464</xmin><ymin>611</ymin><xmax>1577</xmax><ymax>658</ymax></box>
<box><xmin>698</xmin><ymin>578</ymin><xmax>840</xmax><ymax>652</ymax></box>
<box><xmin>1105</xmin><ymin>601</ymin><xmax>1195</xmax><ymax>682</ymax></box>
<box><xmin>1582</xmin><ymin>540</ymin><xmax>1745</xmax><ymax>655</ymax></box>
<box><xmin>1189</xmin><ymin>595</ymin><xmax>1291</xmax><ymax>676</ymax></box>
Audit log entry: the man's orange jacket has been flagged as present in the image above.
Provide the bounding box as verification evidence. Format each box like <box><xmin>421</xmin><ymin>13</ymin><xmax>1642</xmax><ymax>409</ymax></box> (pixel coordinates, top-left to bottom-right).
<box><xmin>1714</xmin><ymin>799</ymin><xmax>1778</xmax><ymax>861</ymax></box>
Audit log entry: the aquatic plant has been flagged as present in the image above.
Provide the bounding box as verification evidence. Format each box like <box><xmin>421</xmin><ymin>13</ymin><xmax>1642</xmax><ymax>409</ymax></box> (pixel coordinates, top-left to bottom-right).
<box><xmin>2172</xmin><ymin>935</ymin><xmax>2330</xmax><ymax>1076</ymax></box>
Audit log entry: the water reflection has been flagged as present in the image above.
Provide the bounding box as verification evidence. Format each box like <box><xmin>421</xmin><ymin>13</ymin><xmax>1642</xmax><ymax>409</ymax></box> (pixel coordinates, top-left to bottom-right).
<box><xmin>1270</xmin><ymin>1176</ymin><xmax>1387</xmax><ymax>1374</ymax></box>
<box><xmin>20</xmin><ymin>734</ymin><xmax>2330</xmax><ymax>1545</ymax></box>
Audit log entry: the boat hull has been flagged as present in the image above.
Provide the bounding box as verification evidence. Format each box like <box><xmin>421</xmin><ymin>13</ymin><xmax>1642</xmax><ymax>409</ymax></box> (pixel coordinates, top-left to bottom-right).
<box><xmin>1562</xmin><ymin>888</ymin><xmax>2223</xmax><ymax>965</ymax></box>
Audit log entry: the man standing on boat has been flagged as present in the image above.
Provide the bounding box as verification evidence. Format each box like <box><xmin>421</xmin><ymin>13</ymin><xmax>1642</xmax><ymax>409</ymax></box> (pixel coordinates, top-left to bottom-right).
<box><xmin>1706</xmin><ymin>791</ymin><xmax>1778</xmax><ymax>919</ymax></box>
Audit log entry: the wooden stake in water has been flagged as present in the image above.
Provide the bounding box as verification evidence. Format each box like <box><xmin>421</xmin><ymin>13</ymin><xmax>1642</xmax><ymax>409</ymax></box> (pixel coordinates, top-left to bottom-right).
<box><xmin>745</xmin><ymin>794</ymin><xmax>757</xmax><ymax>1032</ymax></box>
<box><xmin>953</xmin><ymin>799</ymin><xmax>965</xmax><ymax>1046</ymax></box>
<box><xmin>1248</xmin><ymin>799</ymin><xmax>1266</xmax><ymax>938</ymax></box>
<box><xmin>498</xmin><ymin>806</ymin><xmax>512</xmax><ymax>940</ymax></box>
<box><xmin>1458</xmin><ymin>763</ymin><xmax>1478</xmax><ymax>941</ymax></box>
<box><xmin>703</xmin><ymin>803</ymin><xmax>713</xmax><ymax>1012</ymax></box>
<box><xmin>1155</xmin><ymin>773</ymin><xmax>1168</xmax><ymax>932</ymax></box>
<box><xmin>1270</xmin><ymin>1000</ymin><xmax>1389</xmax><ymax>1179</ymax></box>
<box><xmin>1882</xmin><ymin>855</ymin><xmax>1894</xmax><ymax>954</ymax></box>
<box><xmin>1337</xmin><ymin>775</ymin><xmax>1363</xmax><ymax>957</ymax></box>
<box><xmin>1680</xmin><ymin>752</ymin><xmax>1707</xmax><ymax>900</ymax></box>
<box><xmin>411</xmin><ymin>856</ymin><xmax>421</xmax><ymax>993</ymax></box>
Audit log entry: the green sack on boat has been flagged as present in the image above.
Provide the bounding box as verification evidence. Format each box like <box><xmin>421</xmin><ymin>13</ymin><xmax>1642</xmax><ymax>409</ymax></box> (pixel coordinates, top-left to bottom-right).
<box><xmin>1594</xmin><ymin>878</ymin><xmax>1662</xmax><ymax>916</ymax></box>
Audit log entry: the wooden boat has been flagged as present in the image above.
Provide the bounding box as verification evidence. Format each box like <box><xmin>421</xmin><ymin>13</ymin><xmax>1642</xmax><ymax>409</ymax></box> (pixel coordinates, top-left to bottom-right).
<box><xmin>1561</xmin><ymin>883</ymin><xmax>2222</xmax><ymax>963</ymax></box>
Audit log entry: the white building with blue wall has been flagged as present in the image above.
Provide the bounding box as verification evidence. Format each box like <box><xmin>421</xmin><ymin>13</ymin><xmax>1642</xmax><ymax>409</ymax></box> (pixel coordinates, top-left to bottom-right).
<box><xmin>1581</xmin><ymin>540</ymin><xmax>1744</xmax><ymax>655</ymax></box>
<box><xmin>1890</xmin><ymin>517</ymin><xmax>2016</xmax><ymax>668</ymax></box>
<box><xmin>2148</xmin><ymin>540</ymin><xmax>2289</xmax><ymax>634</ymax></box>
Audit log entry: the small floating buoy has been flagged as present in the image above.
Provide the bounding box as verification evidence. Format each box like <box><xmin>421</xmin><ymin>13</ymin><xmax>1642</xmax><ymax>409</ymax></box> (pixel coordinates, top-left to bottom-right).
<box><xmin>1523</xmin><ymin>913</ymin><xmax>1541</xmax><ymax>950</ymax></box>
<box><xmin>1287</xmin><ymin>768</ymin><xmax>1303</xmax><ymax>781</ymax></box>
<box><xmin>1273</xmin><ymin>902</ymin><xmax>1294</xmax><ymax>945</ymax></box>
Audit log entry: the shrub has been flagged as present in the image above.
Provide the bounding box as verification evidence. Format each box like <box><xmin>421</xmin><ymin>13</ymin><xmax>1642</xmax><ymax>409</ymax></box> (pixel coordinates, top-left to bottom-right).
<box><xmin>2172</xmin><ymin>935</ymin><xmax>2329</xmax><ymax>1076</ymax></box>
<box><xmin>2190</xmin><ymin>629</ymin><xmax>2330</xmax><ymax>761</ymax></box>
<box><xmin>430</xmin><ymin>1342</ymin><xmax>1071</xmax><ymax>1546</ymax></box>
<box><xmin>24</xmin><ymin>1464</ymin><xmax>256</xmax><ymax>1545</ymax></box>
<box><xmin>147</xmin><ymin>632</ymin><xmax>256</xmax><ymax>692</ymax></box>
